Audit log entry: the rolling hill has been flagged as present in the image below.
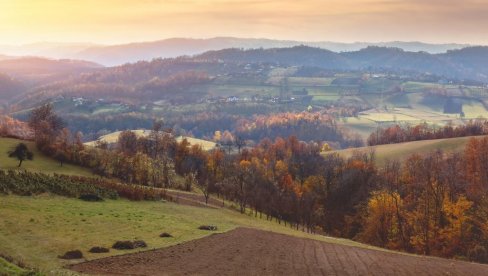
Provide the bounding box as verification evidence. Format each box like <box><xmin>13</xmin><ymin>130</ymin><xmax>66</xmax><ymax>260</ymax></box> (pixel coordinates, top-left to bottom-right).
<box><xmin>12</xmin><ymin>45</ymin><xmax>488</xmax><ymax>110</ymax></box>
<box><xmin>74</xmin><ymin>37</ymin><xmax>470</xmax><ymax>66</ymax></box>
<box><xmin>328</xmin><ymin>135</ymin><xmax>480</xmax><ymax>166</ymax></box>
<box><xmin>84</xmin><ymin>130</ymin><xmax>217</xmax><ymax>151</ymax></box>
<box><xmin>198</xmin><ymin>46</ymin><xmax>488</xmax><ymax>82</ymax></box>
<box><xmin>0</xmin><ymin>57</ymin><xmax>102</xmax><ymax>81</ymax></box>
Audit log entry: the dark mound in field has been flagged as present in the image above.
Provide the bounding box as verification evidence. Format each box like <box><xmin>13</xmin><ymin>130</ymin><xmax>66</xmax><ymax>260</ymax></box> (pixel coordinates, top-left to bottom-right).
<box><xmin>79</xmin><ymin>194</ymin><xmax>103</xmax><ymax>202</ymax></box>
<box><xmin>89</xmin><ymin>247</ymin><xmax>109</xmax><ymax>253</ymax></box>
<box><xmin>198</xmin><ymin>225</ymin><xmax>217</xmax><ymax>231</ymax></box>
<box><xmin>70</xmin><ymin>228</ymin><xmax>488</xmax><ymax>276</ymax></box>
<box><xmin>159</xmin><ymin>233</ymin><xmax>172</xmax><ymax>238</ymax></box>
<box><xmin>59</xmin><ymin>250</ymin><xmax>83</xmax><ymax>260</ymax></box>
<box><xmin>112</xmin><ymin>240</ymin><xmax>147</xmax><ymax>250</ymax></box>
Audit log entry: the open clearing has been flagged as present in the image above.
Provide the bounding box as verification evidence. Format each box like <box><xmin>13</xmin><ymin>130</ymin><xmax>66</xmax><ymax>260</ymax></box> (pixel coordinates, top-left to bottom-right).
<box><xmin>71</xmin><ymin>227</ymin><xmax>488</xmax><ymax>276</ymax></box>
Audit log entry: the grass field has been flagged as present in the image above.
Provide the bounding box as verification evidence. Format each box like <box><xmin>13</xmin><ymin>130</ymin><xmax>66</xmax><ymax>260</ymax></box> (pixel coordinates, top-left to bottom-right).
<box><xmin>0</xmin><ymin>195</ymin><xmax>376</xmax><ymax>274</ymax></box>
<box><xmin>0</xmin><ymin>138</ymin><xmax>93</xmax><ymax>177</ymax></box>
<box><xmin>329</xmin><ymin>135</ymin><xmax>478</xmax><ymax>166</ymax></box>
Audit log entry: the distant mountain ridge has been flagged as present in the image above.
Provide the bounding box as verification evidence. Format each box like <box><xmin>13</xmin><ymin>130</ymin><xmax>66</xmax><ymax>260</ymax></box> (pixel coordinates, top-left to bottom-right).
<box><xmin>0</xmin><ymin>37</ymin><xmax>472</xmax><ymax>66</ymax></box>
<box><xmin>197</xmin><ymin>45</ymin><xmax>488</xmax><ymax>82</ymax></box>
<box><xmin>75</xmin><ymin>38</ymin><xmax>471</xmax><ymax>66</ymax></box>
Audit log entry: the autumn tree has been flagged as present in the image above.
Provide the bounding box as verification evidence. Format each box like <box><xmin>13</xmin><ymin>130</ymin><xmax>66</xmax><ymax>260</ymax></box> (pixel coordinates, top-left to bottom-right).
<box><xmin>9</xmin><ymin>143</ymin><xmax>33</xmax><ymax>167</ymax></box>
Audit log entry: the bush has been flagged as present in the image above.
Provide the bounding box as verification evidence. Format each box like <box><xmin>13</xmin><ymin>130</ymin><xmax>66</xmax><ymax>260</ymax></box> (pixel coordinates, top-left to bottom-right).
<box><xmin>88</xmin><ymin>246</ymin><xmax>109</xmax><ymax>253</ymax></box>
<box><xmin>198</xmin><ymin>225</ymin><xmax>218</xmax><ymax>231</ymax></box>
<box><xmin>468</xmin><ymin>245</ymin><xmax>488</xmax><ymax>263</ymax></box>
<box><xmin>159</xmin><ymin>232</ymin><xmax>172</xmax><ymax>238</ymax></box>
<box><xmin>58</xmin><ymin>250</ymin><xmax>83</xmax><ymax>259</ymax></box>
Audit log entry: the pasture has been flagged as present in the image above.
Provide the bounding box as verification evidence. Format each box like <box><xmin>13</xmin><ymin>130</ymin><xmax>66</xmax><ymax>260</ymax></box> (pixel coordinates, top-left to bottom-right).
<box><xmin>328</xmin><ymin>135</ymin><xmax>477</xmax><ymax>166</ymax></box>
<box><xmin>0</xmin><ymin>138</ymin><xmax>93</xmax><ymax>177</ymax></box>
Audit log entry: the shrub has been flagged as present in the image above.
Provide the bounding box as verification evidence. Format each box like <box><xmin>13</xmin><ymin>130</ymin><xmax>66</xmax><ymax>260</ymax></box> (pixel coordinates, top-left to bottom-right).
<box><xmin>159</xmin><ymin>232</ymin><xmax>172</xmax><ymax>238</ymax></box>
<box><xmin>58</xmin><ymin>250</ymin><xmax>83</xmax><ymax>259</ymax></box>
<box><xmin>468</xmin><ymin>245</ymin><xmax>488</xmax><ymax>263</ymax></box>
<box><xmin>88</xmin><ymin>246</ymin><xmax>110</xmax><ymax>253</ymax></box>
<box><xmin>198</xmin><ymin>225</ymin><xmax>218</xmax><ymax>231</ymax></box>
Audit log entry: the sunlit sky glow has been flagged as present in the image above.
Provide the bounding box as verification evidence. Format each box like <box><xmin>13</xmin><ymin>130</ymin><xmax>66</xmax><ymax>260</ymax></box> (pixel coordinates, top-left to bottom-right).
<box><xmin>1</xmin><ymin>0</ymin><xmax>488</xmax><ymax>45</ymax></box>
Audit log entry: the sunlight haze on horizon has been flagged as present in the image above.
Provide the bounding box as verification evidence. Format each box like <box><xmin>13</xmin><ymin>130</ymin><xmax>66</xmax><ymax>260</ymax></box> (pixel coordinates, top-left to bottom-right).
<box><xmin>1</xmin><ymin>0</ymin><xmax>488</xmax><ymax>45</ymax></box>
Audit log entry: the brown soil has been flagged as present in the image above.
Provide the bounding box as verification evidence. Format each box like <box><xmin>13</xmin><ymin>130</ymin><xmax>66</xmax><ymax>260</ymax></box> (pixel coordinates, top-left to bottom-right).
<box><xmin>71</xmin><ymin>228</ymin><xmax>488</xmax><ymax>276</ymax></box>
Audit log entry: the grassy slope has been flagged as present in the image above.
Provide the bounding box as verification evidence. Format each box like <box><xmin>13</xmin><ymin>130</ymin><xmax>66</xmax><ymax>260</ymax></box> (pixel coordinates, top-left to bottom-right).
<box><xmin>329</xmin><ymin>135</ymin><xmax>478</xmax><ymax>166</ymax></box>
<box><xmin>0</xmin><ymin>195</ymin><xmax>376</xmax><ymax>274</ymax></box>
<box><xmin>0</xmin><ymin>138</ymin><xmax>93</xmax><ymax>177</ymax></box>
<box><xmin>0</xmin><ymin>257</ymin><xmax>33</xmax><ymax>276</ymax></box>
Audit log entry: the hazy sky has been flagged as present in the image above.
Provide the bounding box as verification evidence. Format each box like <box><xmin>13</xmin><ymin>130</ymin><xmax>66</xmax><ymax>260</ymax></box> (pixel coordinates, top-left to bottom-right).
<box><xmin>1</xmin><ymin>0</ymin><xmax>488</xmax><ymax>45</ymax></box>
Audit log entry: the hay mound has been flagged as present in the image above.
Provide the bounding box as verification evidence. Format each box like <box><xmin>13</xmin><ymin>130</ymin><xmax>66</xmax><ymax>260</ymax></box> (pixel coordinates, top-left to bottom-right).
<box><xmin>159</xmin><ymin>232</ymin><xmax>173</xmax><ymax>238</ymax></box>
<box><xmin>79</xmin><ymin>194</ymin><xmax>103</xmax><ymax>202</ymax></box>
<box><xmin>89</xmin><ymin>246</ymin><xmax>110</xmax><ymax>253</ymax></box>
<box><xmin>112</xmin><ymin>240</ymin><xmax>147</xmax><ymax>250</ymax></box>
<box><xmin>198</xmin><ymin>225</ymin><xmax>218</xmax><ymax>231</ymax></box>
<box><xmin>59</xmin><ymin>250</ymin><xmax>83</xmax><ymax>259</ymax></box>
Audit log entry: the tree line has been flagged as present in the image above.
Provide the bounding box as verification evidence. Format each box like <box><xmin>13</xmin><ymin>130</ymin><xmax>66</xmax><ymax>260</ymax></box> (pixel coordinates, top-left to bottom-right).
<box><xmin>368</xmin><ymin>120</ymin><xmax>488</xmax><ymax>146</ymax></box>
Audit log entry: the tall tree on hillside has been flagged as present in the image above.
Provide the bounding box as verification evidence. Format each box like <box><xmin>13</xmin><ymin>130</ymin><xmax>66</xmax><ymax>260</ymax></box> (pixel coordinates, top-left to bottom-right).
<box><xmin>117</xmin><ymin>130</ymin><xmax>138</xmax><ymax>155</ymax></box>
<box><xmin>8</xmin><ymin>143</ymin><xmax>33</xmax><ymax>167</ymax></box>
<box><xmin>28</xmin><ymin>103</ymin><xmax>64</xmax><ymax>139</ymax></box>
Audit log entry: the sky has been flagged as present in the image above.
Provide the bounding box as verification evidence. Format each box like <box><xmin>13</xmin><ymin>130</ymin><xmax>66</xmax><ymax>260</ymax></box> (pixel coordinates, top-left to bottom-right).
<box><xmin>1</xmin><ymin>0</ymin><xmax>488</xmax><ymax>45</ymax></box>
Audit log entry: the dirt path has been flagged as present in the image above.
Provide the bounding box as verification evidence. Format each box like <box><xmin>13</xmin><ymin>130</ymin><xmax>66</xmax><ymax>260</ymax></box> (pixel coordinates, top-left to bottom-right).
<box><xmin>165</xmin><ymin>190</ymin><xmax>223</xmax><ymax>209</ymax></box>
<box><xmin>71</xmin><ymin>228</ymin><xmax>488</xmax><ymax>276</ymax></box>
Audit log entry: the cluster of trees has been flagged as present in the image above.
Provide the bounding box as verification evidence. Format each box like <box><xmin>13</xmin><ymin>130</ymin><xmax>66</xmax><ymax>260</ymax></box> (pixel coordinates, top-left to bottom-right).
<box><xmin>360</xmin><ymin>141</ymin><xmax>488</xmax><ymax>263</ymax></box>
<box><xmin>368</xmin><ymin>120</ymin><xmax>488</xmax><ymax>146</ymax></box>
<box><xmin>235</xmin><ymin>112</ymin><xmax>364</xmax><ymax>148</ymax></box>
<box><xmin>204</xmin><ymin>137</ymin><xmax>488</xmax><ymax>263</ymax></box>
<box><xmin>0</xmin><ymin>115</ymin><xmax>33</xmax><ymax>139</ymax></box>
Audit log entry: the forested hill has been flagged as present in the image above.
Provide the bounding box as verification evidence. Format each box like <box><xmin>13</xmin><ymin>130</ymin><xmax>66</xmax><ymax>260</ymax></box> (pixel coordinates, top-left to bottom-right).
<box><xmin>198</xmin><ymin>46</ymin><xmax>488</xmax><ymax>82</ymax></box>
<box><xmin>10</xmin><ymin>45</ymin><xmax>488</xmax><ymax>109</ymax></box>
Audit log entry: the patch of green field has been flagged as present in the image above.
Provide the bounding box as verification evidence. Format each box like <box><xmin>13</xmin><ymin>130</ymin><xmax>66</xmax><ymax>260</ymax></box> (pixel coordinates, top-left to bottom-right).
<box><xmin>195</xmin><ymin>84</ymin><xmax>279</xmax><ymax>98</ymax></box>
<box><xmin>402</xmin><ymin>82</ymin><xmax>441</xmax><ymax>92</ymax></box>
<box><xmin>338</xmin><ymin>117</ymin><xmax>378</xmax><ymax>140</ymax></box>
<box><xmin>0</xmin><ymin>195</ymin><xmax>377</xmax><ymax>274</ymax></box>
<box><xmin>461</xmin><ymin>101</ymin><xmax>488</xmax><ymax>119</ymax></box>
<box><xmin>359</xmin><ymin>111</ymin><xmax>419</xmax><ymax>122</ymax></box>
<box><xmin>287</xmin><ymin>77</ymin><xmax>334</xmax><ymax>86</ymax></box>
<box><xmin>92</xmin><ymin>104</ymin><xmax>126</xmax><ymax>115</ymax></box>
<box><xmin>0</xmin><ymin>257</ymin><xmax>34</xmax><ymax>276</ymax></box>
<box><xmin>361</xmin><ymin>78</ymin><xmax>401</xmax><ymax>94</ymax></box>
<box><xmin>329</xmin><ymin>135</ymin><xmax>477</xmax><ymax>166</ymax></box>
<box><xmin>0</xmin><ymin>138</ymin><xmax>93</xmax><ymax>177</ymax></box>
<box><xmin>312</xmin><ymin>95</ymin><xmax>341</xmax><ymax>103</ymax></box>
